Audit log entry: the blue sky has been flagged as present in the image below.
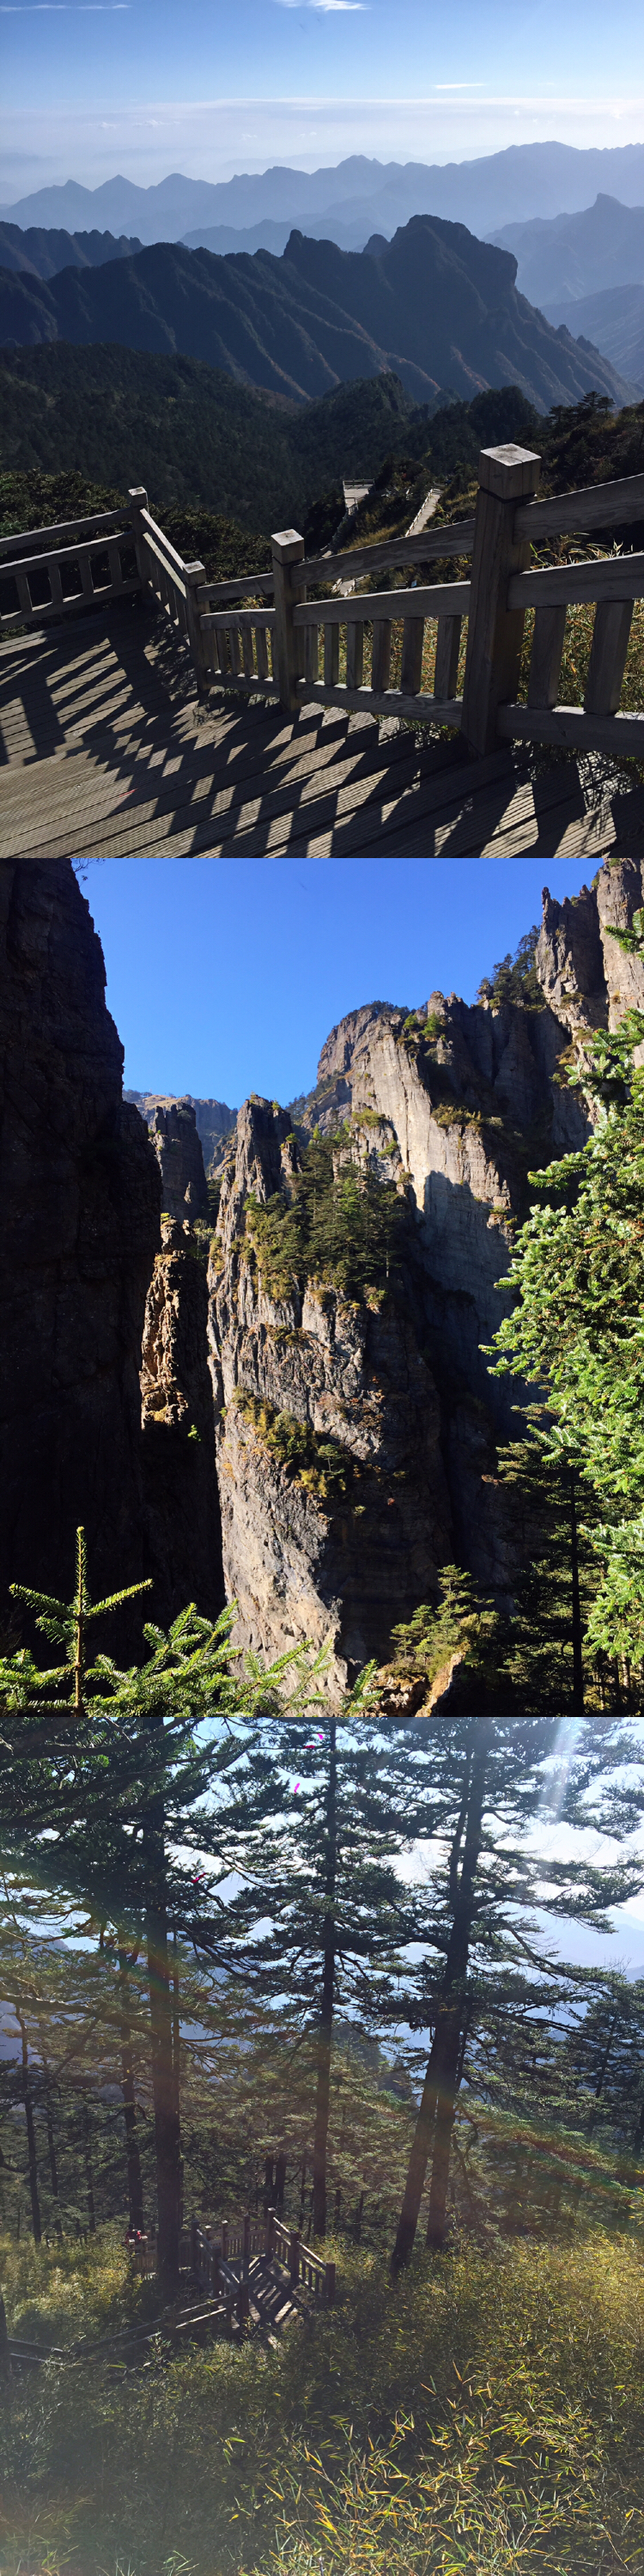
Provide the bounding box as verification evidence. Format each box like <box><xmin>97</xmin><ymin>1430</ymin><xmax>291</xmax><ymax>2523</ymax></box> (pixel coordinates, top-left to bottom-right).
<box><xmin>85</xmin><ymin>855</ymin><xmax>595</xmax><ymax>1107</ymax></box>
<box><xmin>3</xmin><ymin>0</ymin><xmax>643</xmax><ymax>193</ymax></box>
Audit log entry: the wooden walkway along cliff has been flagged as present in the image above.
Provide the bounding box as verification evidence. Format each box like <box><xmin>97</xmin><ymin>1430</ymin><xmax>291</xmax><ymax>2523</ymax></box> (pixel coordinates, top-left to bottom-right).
<box><xmin>2</xmin><ymin>442</ymin><xmax>644</xmax><ymax>858</ymax></box>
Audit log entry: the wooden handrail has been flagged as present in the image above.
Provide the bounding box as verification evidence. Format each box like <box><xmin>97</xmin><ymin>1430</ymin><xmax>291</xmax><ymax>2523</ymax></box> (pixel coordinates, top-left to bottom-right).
<box><xmin>140</xmin><ymin>524</ymin><xmax>187</xmax><ymax>599</ymax></box>
<box><xmin>294</xmin><ymin>515</ymin><xmax>476</xmax><ymax>589</ymax></box>
<box><xmin>513</xmin><ymin>472</ymin><xmax>644</xmax><ymax>544</ymax></box>
<box><xmin>293</xmin><ymin>578</ymin><xmax>470</xmax><ymax>628</ymax></box>
<box><xmin>139</xmin><ymin>504</ymin><xmax>188</xmax><ymax>578</ymax></box>
<box><xmin>0</xmin><ymin>532</ymin><xmax>135</xmax><ymax>579</ymax></box>
<box><xmin>0</xmin><ymin>505</ymin><xmax>134</xmax><ymax>562</ymax></box>
<box><xmin>197</xmin><ymin>571</ymin><xmax>275</xmax><ymax>606</ymax></box>
<box><xmin>507</xmin><ymin>551</ymin><xmax>644</xmax><ymax>608</ymax></box>
<box><xmin>200</xmin><ymin>606</ymin><xmax>276</xmax><ymax>631</ymax></box>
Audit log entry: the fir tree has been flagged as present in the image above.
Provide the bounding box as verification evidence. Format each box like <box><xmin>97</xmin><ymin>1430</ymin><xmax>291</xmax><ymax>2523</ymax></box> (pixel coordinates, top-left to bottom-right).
<box><xmin>0</xmin><ymin>1530</ymin><xmax>294</xmax><ymax>2282</ymax></box>
<box><xmin>207</xmin><ymin>1670</ymin><xmax>431</xmax><ymax>2239</ymax></box>
<box><xmin>390</xmin><ymin>1700</ymin><xmax>644</xmax><ymax>2269</ymax></box>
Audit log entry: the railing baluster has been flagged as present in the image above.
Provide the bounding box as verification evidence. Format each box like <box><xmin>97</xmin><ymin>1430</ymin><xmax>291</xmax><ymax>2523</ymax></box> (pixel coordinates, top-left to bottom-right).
<box><xmin>106</xmin><ymin>539</ymin><xmax>125</xmax><ymax>595</ymax></box>
<box><xmin>434</xmin><ymin>612</ymin><xmax>462</xmax><ymax>702</ymax></box>
<box><xmin>304</xmin><ymin>620</ymin><xmax>319</xmax><ymax>685</ymax></box>
<box><xmin>346</xmin><ymin>621</ymin><xmax>363</xmax><ymax>688</ymax></box>
<box><xmin>371</xmin><ymin>618</ymin><xmax>392</xmax><ymax>692</ymax></box>
<box><xmin>527</xmin><ymin>604</ymin><xmax>567</xmax><ymax>709</ymax></box>
<box><xmin>324</xmin><ymin>624</ymin><xmax>339</xmax><ymax>685</ymax></box>
<box><xmin>256</xmin><ymin>624</ymin><xmax>270</xmax><ymax>681</ymax></box>
<box><xmin>400</xmin><ymin>613</ymin><xmax>423</xmax><ymax>696</ymax></box>
<box><xmin>228</xmin><ymin>624</ymin><xmax>241</xmax><ymax>679</ymax></box>
<box><xmin>585</xmin><ymin>598</ymin><xmax>634</xmax><ymax>717</ymax></box>
<box><xmin>48</xmin><ymin>560</ymin><xmax>64</xmax><ymax>616</ymax></box>
<box><xmin>242</xmin><ymin>621</ymin><xmax>255</xmax><ymax>680</ymax></box>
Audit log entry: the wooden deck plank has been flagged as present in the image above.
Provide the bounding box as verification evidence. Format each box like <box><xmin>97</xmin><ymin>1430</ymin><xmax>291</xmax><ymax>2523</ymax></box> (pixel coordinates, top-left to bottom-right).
<box><xmin>3</xmin><ymin>605</ymin><xmax>644</xmax><ymax>862</ymax></box>
<box><xmin>4</xmin><ymin>738</ymin><xmax>513</xmax><ymax>864</ymax></box>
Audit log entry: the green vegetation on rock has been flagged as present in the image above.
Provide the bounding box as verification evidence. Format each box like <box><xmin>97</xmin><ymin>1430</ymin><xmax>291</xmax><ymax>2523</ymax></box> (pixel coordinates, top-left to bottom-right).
<box><xmin>245</xmin><ymin>1127</ymin><xmax>408</xmax><ymax>1305</ymax></box>
<box><xmin>233</xmin><ymin>1389</ymin><xmax>350</xmax><ymax>1502</ymax></box>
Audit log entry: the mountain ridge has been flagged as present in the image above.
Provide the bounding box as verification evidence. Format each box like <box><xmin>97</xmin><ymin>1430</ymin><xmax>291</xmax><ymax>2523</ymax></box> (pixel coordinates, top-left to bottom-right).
<box><xmin>0</xmin><ymin>222</ymin><xmax>143</xmax><ymax>282</ymax></box>
<box><xmin>4</xmin><ymin>140</ymin><xmax>644</xmax><ymax>248</ymax></box>
<box><xmin>0</xmin><ymin>216</ymin><xmax>634</xmax><ymax>414</ymax></box>
<box><xmin>489</xmin><ymin>195</ymin><xmax>644</xmax><ymax>309</ymax></box>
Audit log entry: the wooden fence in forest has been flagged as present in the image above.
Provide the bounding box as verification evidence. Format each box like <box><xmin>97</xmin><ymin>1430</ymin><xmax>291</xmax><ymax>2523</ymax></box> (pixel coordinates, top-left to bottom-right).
<box><xmin>3</xmin><ymin>446</ymin><xmax>644</xmax><ymax>764</ymax></box>
<box><xmin>191</xmin><ymin>2208</ymin><xmax>336</xmax><ymax>2305</ymax></box>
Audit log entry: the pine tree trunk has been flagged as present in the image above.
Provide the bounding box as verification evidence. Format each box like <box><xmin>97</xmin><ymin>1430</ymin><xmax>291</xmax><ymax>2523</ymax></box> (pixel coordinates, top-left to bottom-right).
<box><xmin>392</xmin><ymin>1727</ymin><xmax>488</xmax><ymax>2273</ymax></box>
<box><xmin>143</xmin><ymin>1714</ymin><xmax>181</xmax><ymax>2289</ymax></box>
<box><xmin>313</xmin><ymin>1719</ymin><xmax>337</xmax><ymax>2241</ymax></box>
<box><xmin>424</xmin><ymin>2014</ymin><xmax>464</xmax><ymax>2249</ymax></box>
<box><xmin>118</xmin><ymin>1949</ymin><xmax>144</xmax><ymax>2235</ymax></box>
<box><xmin>44</xmin><ymin>2077</ymin><xmax>63</xmax><ymax>2239</ymax></box>
<box><xmin>18</xmin><ymin>2016</ymin><xmax>41</xmax><ymax>2245</ymax></box>
<box><xmin>147</xmin><ymin>1899</ymin><xmax>181</xmax><ymax>2289</ymax></box>
<box><xmin>313</xmin><ymin>1935</ymin><xmax>334</xmax><ymax>2238</ymax></box>
<box><xmin>569</xmin><ymin>1471</ymin><xmax>585</xmax><ymax>1714</ymax></box>
<box><xmin>82</xmin><ymin>2096</ymin><xmax>96</xmax><ymax>2233</ymax></box>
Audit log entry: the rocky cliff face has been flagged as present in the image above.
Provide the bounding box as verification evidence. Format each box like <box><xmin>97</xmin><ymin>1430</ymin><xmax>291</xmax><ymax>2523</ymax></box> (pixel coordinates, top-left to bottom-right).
<box><xmin>0</xmin><ymin>861</ymin><xmax>161</xmax><ymax>1622</ymax></box>
<box><xmin>206</xmin><ymin>954</ymin><xmax>595</xmax><ymax>1670</ymax></box>
<box><xmin>209</xmin><ymin>1102</ymin><xmax>451</xmax><ymax>1674</ymax></box>
<box><xmin>141</xmin><ymin>1218</ymin><xmax>223</xmax><ymax>1622</ymax></box>
<box><xmin>536</xmin><ymin>860</ymin><xmax>644</xmax><ymax>1032</ymax></box>
<box><xmin>3</xmin><ymin>855</ymin><xmax>635</xmax><ymax>1680</ymax></box>
<box><xmin>149</xmin><ymin>1099</ymin><xmax>209</xmax><ymax>1224</ymax></box>
<box><xmin>126</xmin><ymin>1092</ymin><xmax>237</xmax><ymax>1174</ymax></box>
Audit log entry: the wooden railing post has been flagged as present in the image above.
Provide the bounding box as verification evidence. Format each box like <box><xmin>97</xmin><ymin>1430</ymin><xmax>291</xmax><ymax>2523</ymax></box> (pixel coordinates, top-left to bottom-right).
<box><xmin>271</xmin><ymin>529</ymin><xmax>305</xmax><ymax>713</ymax></box>
<box><xmin>127</xmin><ymin>484</ymin><xmax>149</xmax><ymax>584</ymax></box>
<box><xmin>289</xmin><ymin>2228</ymin><xmax>300</xmax><ymax>2286</ymax></box>
<box><xmin>325</xmin><ymin>2261</ymin><xmax>336</xmax><ymax>2306</ymax></box>
<box><xmin>184</xmin><ymin>559</ymin><xmax>210</xmax><ymax>701</ymax></box>
<box><xmin>461</xmin><ymin>442</ymin><xmax>541</xmax><ymax>754</ymax></box>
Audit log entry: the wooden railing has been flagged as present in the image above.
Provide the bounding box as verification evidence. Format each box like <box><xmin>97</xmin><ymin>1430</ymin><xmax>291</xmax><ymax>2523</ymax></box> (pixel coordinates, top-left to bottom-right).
<box><xmin>5</xmin><ymin>448</ymin><xmax>643</xmax><ymax>761</ymax></box>
<box><xmin>191</xmin><ymin>2209</ymin><xmax>336</xmax><ymax>2305</ymax></box>
<box><xmin>191</xmin><ymin>453</ymin><xmax>644</xmax><ymax>760</ymax></box>
<box><xmin>195</xmin><ymin>563</ymin><xmax>276</xmax><ymax>697</ymax></box>
<box><xmin>459</xmin><ymin>445</ymin><xmax>644</xmax><ymax>758</ymax></box>
<box><xmin>0</xmin><ymin>503</ymin><xmax>141</xmax><ymax>629</ymax></box>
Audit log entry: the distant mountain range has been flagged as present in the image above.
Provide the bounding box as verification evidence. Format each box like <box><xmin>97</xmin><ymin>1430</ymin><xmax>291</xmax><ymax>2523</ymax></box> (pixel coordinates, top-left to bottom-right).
<box><xmin>3</xmin><ymin>140</ymin><xmax>644</xmax><ymax>249</ymax></box>
<box><xmin>490</xmin><ymin>194</ymin><xmax>644</xmax><ymax>308</ymax></box>
<box><xmin>0</xmin><ymin>222</ymin><xmax>142</xmax><ymax>281</ymax></box>
<box><xmin>0</xmin><ymin>217</ymin><xmax>635</xmax><ymax>413</ymax></box>
<box><xmin>542</xmin><ymin>282</ymin><xmax>644</xmax><ymax>393</ymax></box>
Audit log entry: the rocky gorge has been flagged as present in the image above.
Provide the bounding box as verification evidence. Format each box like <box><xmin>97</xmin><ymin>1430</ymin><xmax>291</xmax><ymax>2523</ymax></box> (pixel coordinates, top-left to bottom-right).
<box><xmin>2</xmin><ymin>856</ymin><xmax>643</xmax><ymax>1674</ymax></box>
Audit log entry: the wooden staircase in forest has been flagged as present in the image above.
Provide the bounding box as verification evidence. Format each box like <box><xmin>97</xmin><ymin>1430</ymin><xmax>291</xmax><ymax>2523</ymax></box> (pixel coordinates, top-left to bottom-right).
<box><xmin>2</xmin><ymin>2210</ymin><xmax>336</xmax><ymax>2376</ymax></box>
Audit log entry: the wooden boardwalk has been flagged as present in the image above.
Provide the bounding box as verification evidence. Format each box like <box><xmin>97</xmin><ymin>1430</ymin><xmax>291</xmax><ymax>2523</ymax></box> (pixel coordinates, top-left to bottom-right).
<box><xmin>3</xmin><ymin>597</ymin><xmax>644</xmax><ymax>860</ymax></box>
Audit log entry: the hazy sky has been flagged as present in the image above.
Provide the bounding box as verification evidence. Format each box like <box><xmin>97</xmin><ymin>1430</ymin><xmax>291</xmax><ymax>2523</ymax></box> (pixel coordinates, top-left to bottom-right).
<box><xmin>85</xmin><ymin>856</ymin><xmax>593</xmax><ymax>1106</ymax></box>
<box><xmin>3</xmin><ymin>0</ymin><xmax>643</xmax><ymax>196</ymax></box>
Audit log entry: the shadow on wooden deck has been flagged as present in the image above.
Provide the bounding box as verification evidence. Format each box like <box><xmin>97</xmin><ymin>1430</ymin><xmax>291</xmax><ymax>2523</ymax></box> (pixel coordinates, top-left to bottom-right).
<box><xmin>2</xmin><ymin>600</ymin><xmax>644</xmax><ymax>862</ymax></box>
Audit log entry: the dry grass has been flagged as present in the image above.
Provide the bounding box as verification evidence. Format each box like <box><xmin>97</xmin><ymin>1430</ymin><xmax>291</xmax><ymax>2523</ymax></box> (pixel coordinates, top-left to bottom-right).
<box><xmin>1</xmin><ymin>2229</ymin><xmax>643</xmax><ymax>2576</ymax></box>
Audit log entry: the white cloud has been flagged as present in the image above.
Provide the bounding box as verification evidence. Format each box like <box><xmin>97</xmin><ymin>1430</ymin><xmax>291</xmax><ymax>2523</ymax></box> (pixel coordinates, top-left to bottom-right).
<box><xmin>271</xmin><ymin>1</ymin><xmax>368</xmax><ymax>10</ymax></box>
<box><xmin>5</xmin><ymin>92</ymin><xmax>644</xmax><ymax>197</ymax></box>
